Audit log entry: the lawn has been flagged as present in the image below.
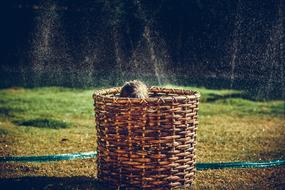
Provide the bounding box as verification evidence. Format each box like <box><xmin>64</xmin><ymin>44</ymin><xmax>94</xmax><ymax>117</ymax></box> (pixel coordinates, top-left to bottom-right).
<box><xmin>0</xmin><ymin>86</ymin><xmax>284</xmax><ymax>189</ymax></box>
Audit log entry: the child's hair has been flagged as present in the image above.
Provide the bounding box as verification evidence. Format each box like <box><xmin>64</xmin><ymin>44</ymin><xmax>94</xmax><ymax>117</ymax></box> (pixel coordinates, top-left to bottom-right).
<box><xmin>119</xmin><ymin>80</ymin><xmax>148</xmax><ymax>98</ymax></box>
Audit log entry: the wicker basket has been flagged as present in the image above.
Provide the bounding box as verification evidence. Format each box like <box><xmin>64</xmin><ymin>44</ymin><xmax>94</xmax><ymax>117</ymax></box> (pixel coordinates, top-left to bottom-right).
<box><xmin>93</xmin><ymin>87</ymin><xmax>200</xmax><ymax>189</ymax></box>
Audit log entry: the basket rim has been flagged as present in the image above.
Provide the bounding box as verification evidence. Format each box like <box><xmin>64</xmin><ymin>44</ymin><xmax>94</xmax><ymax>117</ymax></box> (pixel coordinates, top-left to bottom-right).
<box><xmin>93</xmin><ymin>86</ymin><xmax>200</xmax><ymax>103</ymax></box>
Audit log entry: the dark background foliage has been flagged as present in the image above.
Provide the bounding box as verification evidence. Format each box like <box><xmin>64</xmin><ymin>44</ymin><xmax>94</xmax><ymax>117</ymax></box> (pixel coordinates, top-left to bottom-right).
<box><xmin>0</xmin><ymin>0</ymin><xmax>284</xmax><ymax>99</ymax></box>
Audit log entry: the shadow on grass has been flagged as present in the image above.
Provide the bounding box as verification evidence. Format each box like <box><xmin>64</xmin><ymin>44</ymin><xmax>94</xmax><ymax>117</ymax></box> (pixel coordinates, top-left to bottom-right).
<box><xmin>0</xmin><ymin>128</ymin><xmax>9</xmax><ymax>135</ymax></box>
<box><xmin>206</xmin><ymin>93</ymin><xmax>257</xmax><ymax>102</ymax></box>
<box><xmin>14</xmin><ymin>118</ymin><xmax>69</xmax><ymax>129</ymax></box>
<box><xmin>0</xmin><ymin>107</ymin><xmax>23</xmax><ymax>117</ymax></box>
<box><xmin>0</xmin><ymin>176</ymin><xmax>112</xmax><ymax>190</ymax></box>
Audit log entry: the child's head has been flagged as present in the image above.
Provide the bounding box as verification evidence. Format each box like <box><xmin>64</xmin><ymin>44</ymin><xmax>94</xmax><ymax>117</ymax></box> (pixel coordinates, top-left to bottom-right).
<box><xmin>120</xmin><ymin>80</ymin><xmax>148</xmax><ymax>98</ymax></box>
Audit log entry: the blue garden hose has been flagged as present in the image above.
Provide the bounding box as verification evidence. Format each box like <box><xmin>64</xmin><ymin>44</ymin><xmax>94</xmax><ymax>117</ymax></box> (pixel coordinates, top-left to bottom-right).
<box><xmin>0</xmin><ymin>151</ymin><xmax>284</xmax><ymax>170</ymax></box>
<box><xmin>196</xmin><ymin>159</ymin><xmax>285</xmax><ymax>170</ymax></box>
<box><xmin>0</xmin><ymin>151</ymin><xmax>97</xmax><ymax>162</ymax></box>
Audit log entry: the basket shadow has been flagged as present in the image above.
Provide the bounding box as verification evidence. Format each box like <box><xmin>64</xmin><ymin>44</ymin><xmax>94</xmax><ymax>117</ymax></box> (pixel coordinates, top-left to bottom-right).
<box><xmin>0</xmin><ymin>176</ymin><xmax>112</xmax><ymax>190</ymax></box>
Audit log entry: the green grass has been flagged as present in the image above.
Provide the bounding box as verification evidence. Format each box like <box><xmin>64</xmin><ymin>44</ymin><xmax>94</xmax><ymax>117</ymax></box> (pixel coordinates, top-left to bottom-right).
<box><xmin>0</xmin><ymin>85</ymin><xmax>284</xmax><ymax>189</ymax></box>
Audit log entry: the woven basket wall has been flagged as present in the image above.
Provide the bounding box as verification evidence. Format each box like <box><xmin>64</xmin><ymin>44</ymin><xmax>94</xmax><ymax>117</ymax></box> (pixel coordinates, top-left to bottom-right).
<box><xmin>93</xmin><ymin>87</ymin><xmax>200</xmax><ymax>189</ymax></box>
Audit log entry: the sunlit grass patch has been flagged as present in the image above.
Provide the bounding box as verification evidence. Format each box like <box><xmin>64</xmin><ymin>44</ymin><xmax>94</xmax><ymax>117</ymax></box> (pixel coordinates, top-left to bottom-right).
<box><xmin>0</xmin><ymin>87</ymin><xmax>94</xmax><ymax>123</ymax></box>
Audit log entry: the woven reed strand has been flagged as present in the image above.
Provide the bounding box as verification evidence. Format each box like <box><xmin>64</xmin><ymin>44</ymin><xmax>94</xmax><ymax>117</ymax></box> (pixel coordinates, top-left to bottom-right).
<box><xmin>93</xmin><ymin>87</ymin><xmax>200</xmax><ymax>189</ymax></box>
